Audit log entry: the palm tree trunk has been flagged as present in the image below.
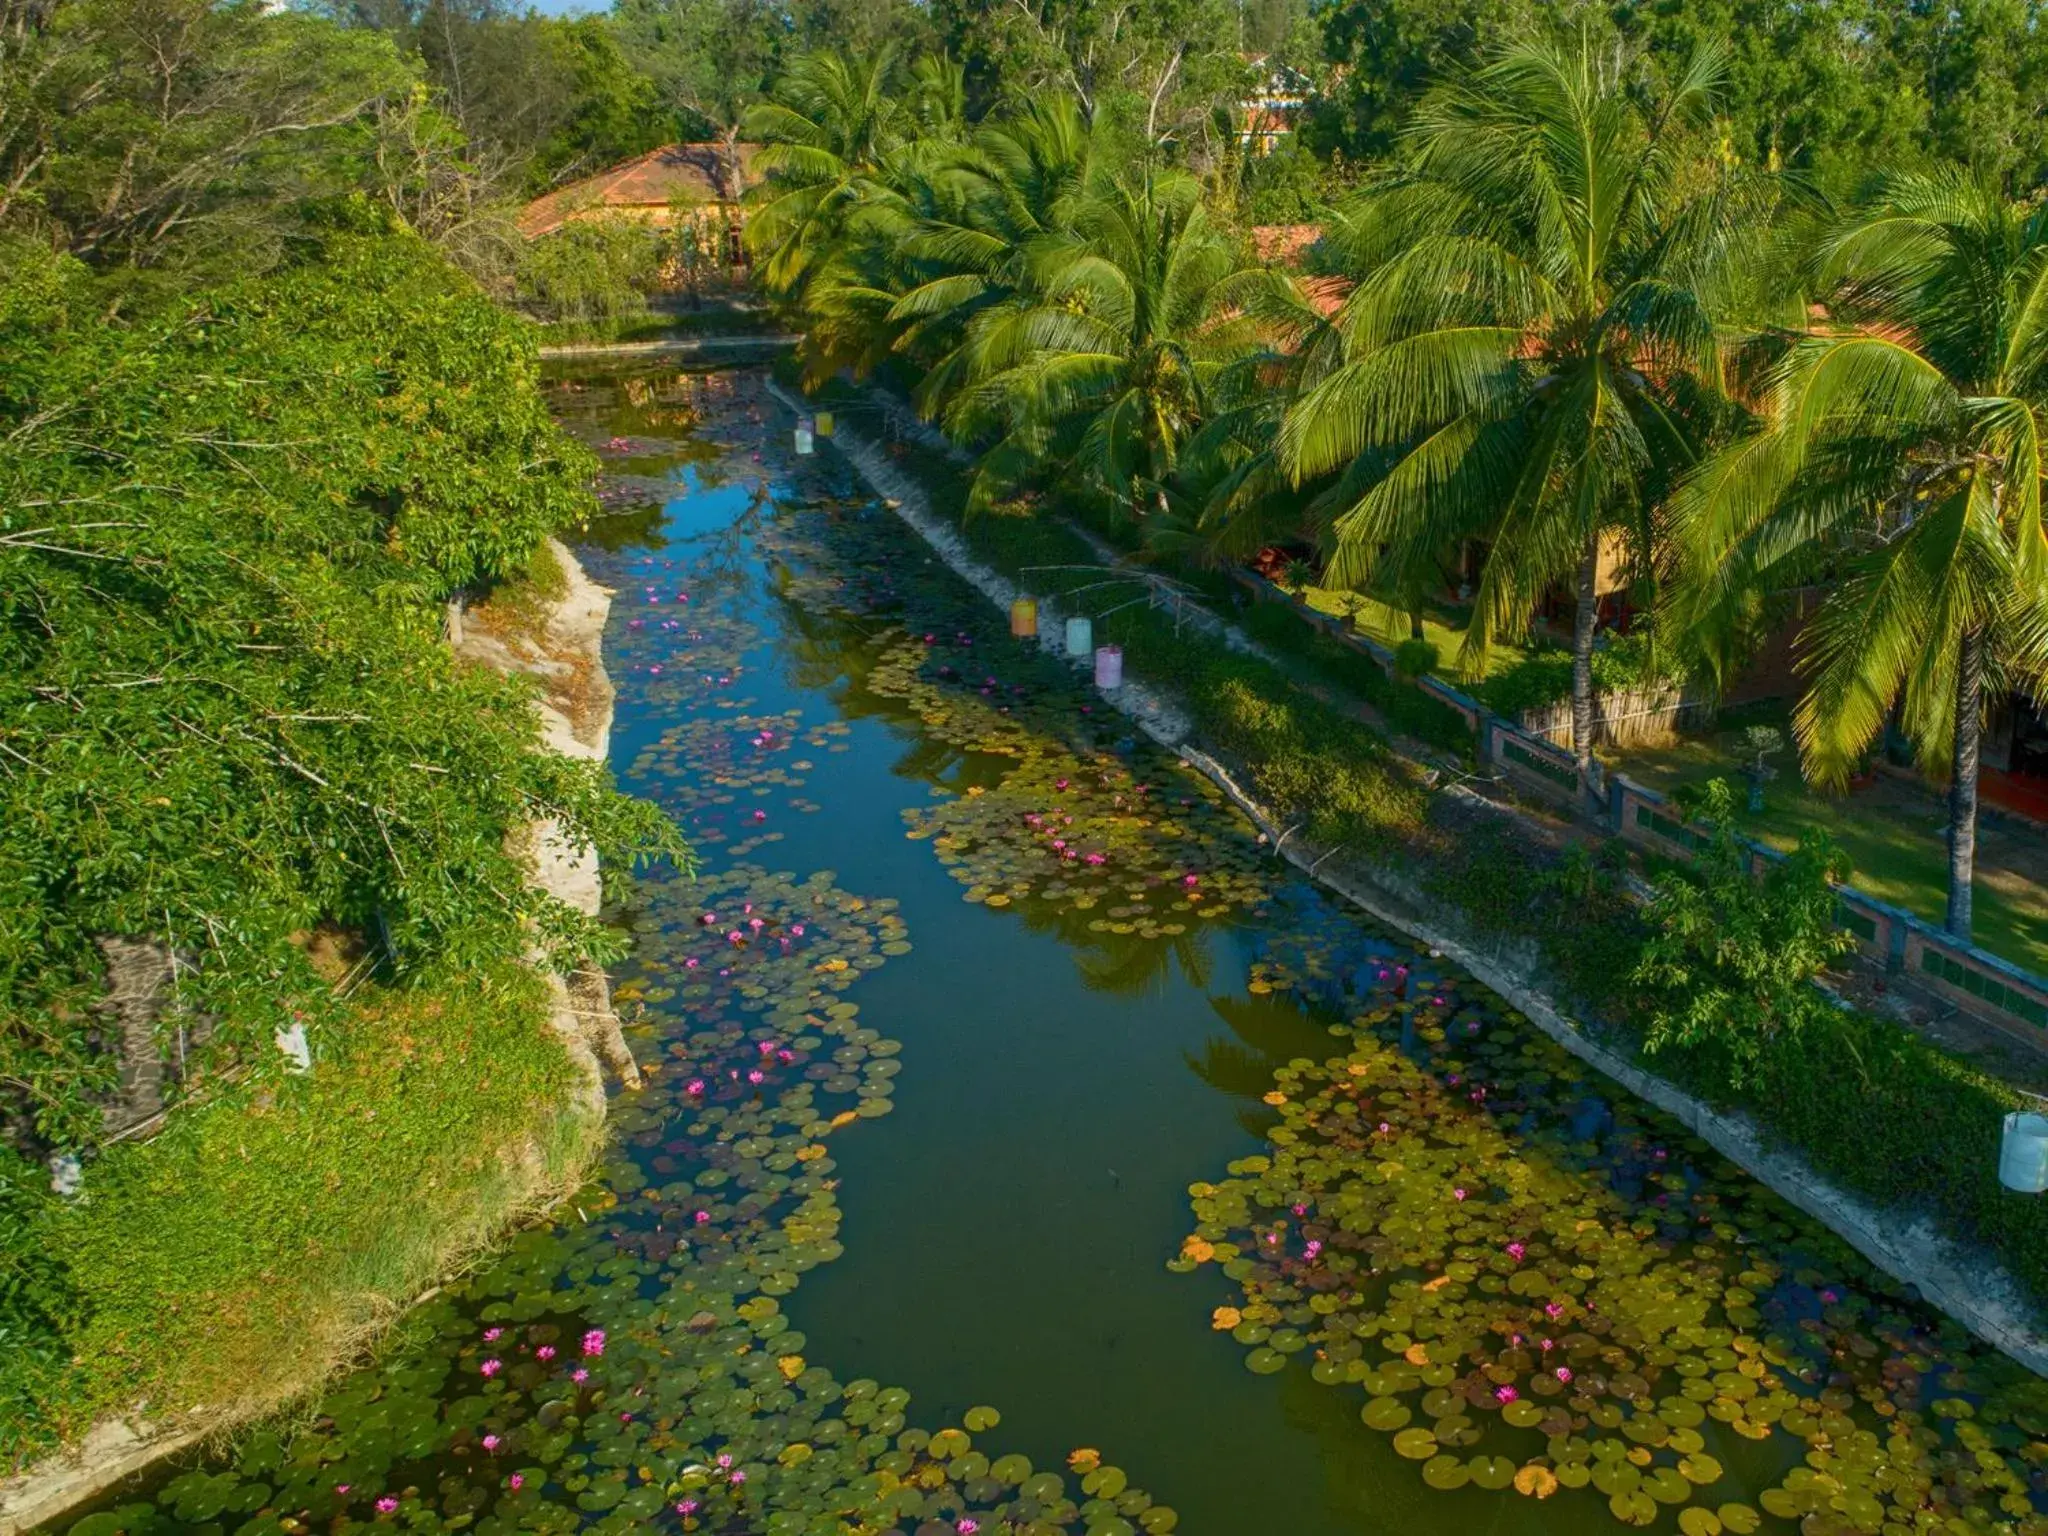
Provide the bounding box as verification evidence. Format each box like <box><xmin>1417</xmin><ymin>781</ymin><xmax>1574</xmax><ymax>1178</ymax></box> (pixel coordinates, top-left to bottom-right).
<box><xmin>1409</xmin><ymin>609</ymin><xmax>1425</xmax><ymax>641</ymax></box>
<box><xmin>1945</xmin><ymin>625</ymin><xmax>1985</xmax><ymax>939</ymax></box>
<box><xmin>1570</xmin><ymin>527</ymin><xmax>1601</xmax><ymax>793</ymax></box>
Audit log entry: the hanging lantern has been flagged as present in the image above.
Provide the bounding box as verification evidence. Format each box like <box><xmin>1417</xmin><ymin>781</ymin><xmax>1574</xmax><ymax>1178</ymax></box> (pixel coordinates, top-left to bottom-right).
<box><xmin>794</xmin><ymin>424</ymin><xmax>814</xmax><ymax>455</ymax></box>
<box><xmin>1094</xmin><ymin>644</ymin><xmax>1123</xmax><ymax>690</ymax></box>
<box><xmin>814</xmin><ymin>411</ymin><xmax>835</xmax><ymax>438</ymax></box>
<box><xmin>2001</xmin><ymin>1111</ymin><xmax>2048</xmax><ymax>1192</ymax></box>
<box><xmin>1065</xmin><ymin>615</ymin><xmax>1093</xmax><ymax>658</ymax></box>
<box><xmin>1010</xmin><ymin>597</ymin><xmax>1038</xmax><ymax>638</ymax></box>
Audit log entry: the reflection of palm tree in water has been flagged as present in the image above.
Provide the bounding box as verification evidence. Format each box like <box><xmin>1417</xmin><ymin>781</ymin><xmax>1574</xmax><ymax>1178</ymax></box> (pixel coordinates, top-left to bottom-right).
<box><xmin>753</xmin><ymin>518</ymin><xmax>1248</xmax><ymax>998</ymax></box>
<box><xmin>1195</xmin><ymin>992</ymin><xmax>1347</xmax><ymax>1139</ymax></box>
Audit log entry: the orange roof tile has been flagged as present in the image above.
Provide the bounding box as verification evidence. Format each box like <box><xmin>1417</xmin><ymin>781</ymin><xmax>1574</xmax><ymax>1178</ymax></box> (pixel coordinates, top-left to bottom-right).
<box><xmin>1251</xmin><ymin>223</ymin><xmax>1324</xmax><ymax>265</ymax></box>
<box><xmin>518</xmin><ymin>143</ymin><xmax>761</xmax><ymax>239</ymax></box>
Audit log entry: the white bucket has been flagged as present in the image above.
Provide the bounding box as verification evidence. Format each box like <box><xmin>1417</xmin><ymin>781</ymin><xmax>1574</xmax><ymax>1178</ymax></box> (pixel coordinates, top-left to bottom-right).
<box><xmin>1094</xmin><ymin>644</ymin><xmax>1123</xmax><ymax>690</ymax></box>
<box><xmin>1065</xmin><ymin>615</ymin><xmax>1093</xmax><ymax>658</ymax></box>
<box><xmin>2001</xmin><ymin>1111</ymin><xmax>2048</xmax><ymax>1192</ymax></box>
<box><xmin>794</xmin><ymin>426</ymin><xmax>814</xmax><ymax>456</ymax></box>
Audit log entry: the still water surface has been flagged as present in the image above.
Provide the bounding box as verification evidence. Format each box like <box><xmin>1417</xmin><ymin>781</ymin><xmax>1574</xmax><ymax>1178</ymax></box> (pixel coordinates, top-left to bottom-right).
<box><xmin>64</xmin><ymin>358</ymin><xmax>2045</xmax><ymax>1536</ymax></box>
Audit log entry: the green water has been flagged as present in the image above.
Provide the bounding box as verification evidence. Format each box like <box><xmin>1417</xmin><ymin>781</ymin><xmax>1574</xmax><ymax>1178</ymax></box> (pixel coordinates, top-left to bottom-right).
<box><xmin>61</xmin><ymin>360</ymin><xmax>2048</xmax><ymax>1536</ymax></box>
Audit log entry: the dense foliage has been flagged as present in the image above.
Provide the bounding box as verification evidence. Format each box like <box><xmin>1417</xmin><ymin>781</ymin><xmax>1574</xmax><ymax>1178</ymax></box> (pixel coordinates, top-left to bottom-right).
<box><xmin>1632</xmin><ymin>781</ymin><xmax>1857</xmax><ymax>1084</ymax></box>
<box><xmin>749</xmin><ymin>26</ymin><xmax>2048</xmax><ymax>944</ymax></box>
<box><xmin>1</xmin><ymin>230</ymin><xmax>678</xmax><ymax>1159</ymax></box>
<box><xmin>0</xmin><ymin>0</ymin><xmax>688</xmax><ymax>1461</ymax></box>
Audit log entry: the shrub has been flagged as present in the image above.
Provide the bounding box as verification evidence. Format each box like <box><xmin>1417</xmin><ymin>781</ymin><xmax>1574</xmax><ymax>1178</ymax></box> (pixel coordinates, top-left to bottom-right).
<box><xmin>1393</xmin><ymin>637</ymin><xmax>1439</xmax><ymax>680</ymax></box>
<box><xmin>1632</xmin><ymin>780</ymin><xmax>1856</xmax><ymax>1086</ymax></box>
<box><xmin>1477</xmin><ymin>631</ymin><xmax>1681</xmax><ymax>716</ymax></box>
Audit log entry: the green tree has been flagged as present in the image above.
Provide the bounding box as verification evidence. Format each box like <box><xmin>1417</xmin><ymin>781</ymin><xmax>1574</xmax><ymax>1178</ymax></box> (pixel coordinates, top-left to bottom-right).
<box><xmin>0</xmin><ymin>232</ymin><xmax>683</xmax><ymax>1149</ymax></box>
<box><xmin>931</xmin><ymin>0</ymin><xmax>1251</xmax><ymax>144</ymax></box>
<box><xmin>1632</xmin><ymin>781</ymin><xmax>1856</xmax><ymax>1087</ymax></box>
<box><xmin>742</xmin><ymin>48</ymin><xmax>909</xmax><ymax>300</ymax></box>
<box><xmin>933</xmin><ymin>171</ymin><xmax>1259</xmax><ymax>518</ymax></box>
<box><xmin>1276</xmin><ymin>36</ymin><xmax>1754</xmax><ymax>791</ymax></box>
<box><xmin>612</xmin><ymin>0</ymin><xmax>778</xmax><ymax>199</ymax></box>
<box><xmin>1666</xmin><ymin>171</ymin><xmax>2048</xmax><ymax>939</ymax></box>
<box><xmin>1306</xmin><ymin>0</ymin><xmax>1542</xmax><ymax>160</ymax></box>
<box><xmin>869</xmin><ymin>96</ymin><xmax>1103</xmax><ymax>397</ymax></box>
<box><xmin>3</xmin><ymin>0</ymin><xmax>412</xmax><ymax>278</ymax></box>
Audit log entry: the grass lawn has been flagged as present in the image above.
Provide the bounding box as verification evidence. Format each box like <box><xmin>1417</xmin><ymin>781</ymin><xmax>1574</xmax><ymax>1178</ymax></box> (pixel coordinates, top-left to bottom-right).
<box><xmin>1289</xmin><ymin>583</ymin><xmax>1530</xmax><ymax>684</ymax></box>
<box><xmin>1613</xmin><ymin>725</ymin><xmax>2048</xmax><ymax>978</ymax></box>
<box><xmin>6</xmin><ymin>961</ymin><xmax>597</xmax><ymax>1462</ymax></box>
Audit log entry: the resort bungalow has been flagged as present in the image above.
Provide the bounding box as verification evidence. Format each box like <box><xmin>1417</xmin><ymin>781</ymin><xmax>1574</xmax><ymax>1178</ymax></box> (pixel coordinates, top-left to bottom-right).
<box><xmin>517</xmin><ymin>142</ymin><xmax>761</xmax><ymax>265</ymax></box>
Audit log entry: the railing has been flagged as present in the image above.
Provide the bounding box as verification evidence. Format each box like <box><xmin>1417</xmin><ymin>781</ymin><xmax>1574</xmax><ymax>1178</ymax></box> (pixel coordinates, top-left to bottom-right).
<box><xmin>1232</xmin><ymin>565</ymin><xmax>2048</xmax><ymax>1044</ymax></box>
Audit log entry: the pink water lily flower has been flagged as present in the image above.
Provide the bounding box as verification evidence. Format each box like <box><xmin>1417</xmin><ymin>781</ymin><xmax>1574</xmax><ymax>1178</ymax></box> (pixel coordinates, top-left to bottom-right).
<box><xmin>482</xmin><ymin>1434</ymin><xmax>501</xmax><ymax>1451</ymax></box>
<box><xmin>1452</xmin><ymin>1188</ymin><xmax>1467</xmax><ymax>1201</ymax></box>
<box><xmin>483</xmin><ymin>1327</ymin><xmax>503</xmax><ymax>1342</ymax></box>
<box><xmin>377</xmin><ymin>1497</ymin><xmax>399</xmax><ymax>1513</ymax></box>
<box><xmin>536</xmin><ymin>1345</ymin><xmax>556</xmax><ymax>1360</ymax></box>
<box><xmin>480</xmin><ymin>1358</ymin><xmax>502</xmax><ymax>1377</ymax></box>
<box><xmin>510</xmin><ymin>1474</ymin><xmax>525</xmax><ymax>1490</ymax></box>
<box><xmin>572</xmin><ymin>1368</ymin><xmax>589</xmax><ymax>1383</ymax></box>
<box><xmin>1495</xmin><ymin>1384</ymin><xmax>1518</xmax><ymax>1403</ymax></box>
<box><xmin>582</xmin><ymin>1328</ymin><xmax>606</xmax><ymax>1357</ymax></box>
<box><xmin>1555</xmin><ymin>1366</ymin><xmax>1573</xmax><ymax>1383</ymax></box>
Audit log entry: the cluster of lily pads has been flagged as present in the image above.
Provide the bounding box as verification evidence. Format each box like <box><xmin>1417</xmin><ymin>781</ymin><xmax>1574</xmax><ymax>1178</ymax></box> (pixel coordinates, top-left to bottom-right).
<box><xmin>865</xmin><ymin>637</ymin><xmax>1271</xmax><ymax>930</ymax></box>
<box><xmin>64</xmin><ymin>368</ymin><xmax>1184</xmax><ymax>1536</ymax></box>
<box><xmin>1183</xmin><ymin>903</ymin><xmax>2048</xmax><ymax>1534</ymax></box>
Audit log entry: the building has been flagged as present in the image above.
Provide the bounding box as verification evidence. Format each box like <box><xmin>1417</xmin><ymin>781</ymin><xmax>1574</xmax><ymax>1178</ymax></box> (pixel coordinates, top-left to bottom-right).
<box><xmin>517</xmin><ymin>143</ymin><xmax>762</xmax><ymax>262</ymax></box>
<box><xmin>1239</xmin><ymin>54</ymin><xmax>1313</xmax><ymax>154</ymax></box>
<box><xmin>1250</xmin><ymin>223</ymin><xmax>1323</xmax><ymax>265</ymax></box>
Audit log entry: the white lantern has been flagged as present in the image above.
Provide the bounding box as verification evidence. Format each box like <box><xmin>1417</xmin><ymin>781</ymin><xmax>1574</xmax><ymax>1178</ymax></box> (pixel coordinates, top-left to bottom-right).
<box><xmin>1065</xmin><ymin>615</ymin><xmax>1093</xmax><ymax>658</ymax></box>
<box><xmin>1094</xmin><ymin>644</ymin><xmax>1123</xmax><ymax>690</ymax></box>
<box><xmin>2001</xmin><ymin>1111</ymin><xmax>2048</xmax><ymax>1192</ymax></box>
<box><xmin>794</xmin><ymin>426</ymin><xmax>814</xmax><ymax>456</ymax></box>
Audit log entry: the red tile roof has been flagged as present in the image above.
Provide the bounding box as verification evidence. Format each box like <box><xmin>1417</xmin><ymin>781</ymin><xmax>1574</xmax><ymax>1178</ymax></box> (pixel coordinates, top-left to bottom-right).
<box><xmin>518</xmin><ymin>143</ymin><xmax>761</xmax><ymax>239</ymax></box>
<box><xmin>1251</xmin><ymin>223</ymin><xmax>1323</xmax><ymax>265</ymax></box>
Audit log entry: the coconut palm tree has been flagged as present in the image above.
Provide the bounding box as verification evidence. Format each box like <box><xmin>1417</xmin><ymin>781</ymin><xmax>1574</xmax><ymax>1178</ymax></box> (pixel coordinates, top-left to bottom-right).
<box><xmin>882</xmin><ymin>95</ymin><xmax>1103</xmax><ymax>413</ymax></box>
<box><xmin>749</xmin><ymin>57</ymin><xmax>1011</xmax><ymax>381</ymax></box>
<box><xmin>741</xmin><ymin>48</ymin><xmax>908</xmax><ymax>300</ymax></box>
<box><xmin>1667</xmin><ymin>171</ymin><xmax>2048</xmax><ymax>939</ymax></box>
<box><xmin>936</xmin><ymin>170</ymin><xmax>1260</xmax><ymax>518</ymax></box>
<box><xmin>1275</xmin><ymin>36</ymin><xmax>1755</xmax><ymax>791</ymax></box>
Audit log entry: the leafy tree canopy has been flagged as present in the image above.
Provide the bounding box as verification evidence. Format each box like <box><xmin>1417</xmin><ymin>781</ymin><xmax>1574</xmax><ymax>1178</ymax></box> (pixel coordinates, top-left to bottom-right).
<box><xmin>0</xmin><ymin>227</ymin><xmax>681</xmax><ymax>1149</ymax></box>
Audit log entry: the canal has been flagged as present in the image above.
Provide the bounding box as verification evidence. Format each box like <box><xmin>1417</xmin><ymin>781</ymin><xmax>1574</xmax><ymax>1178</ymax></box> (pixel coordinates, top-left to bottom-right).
<box><xmin>60</xmin><ymin>357</ymin><xmax>2048</xmax><ymax>1536</ymax></box>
